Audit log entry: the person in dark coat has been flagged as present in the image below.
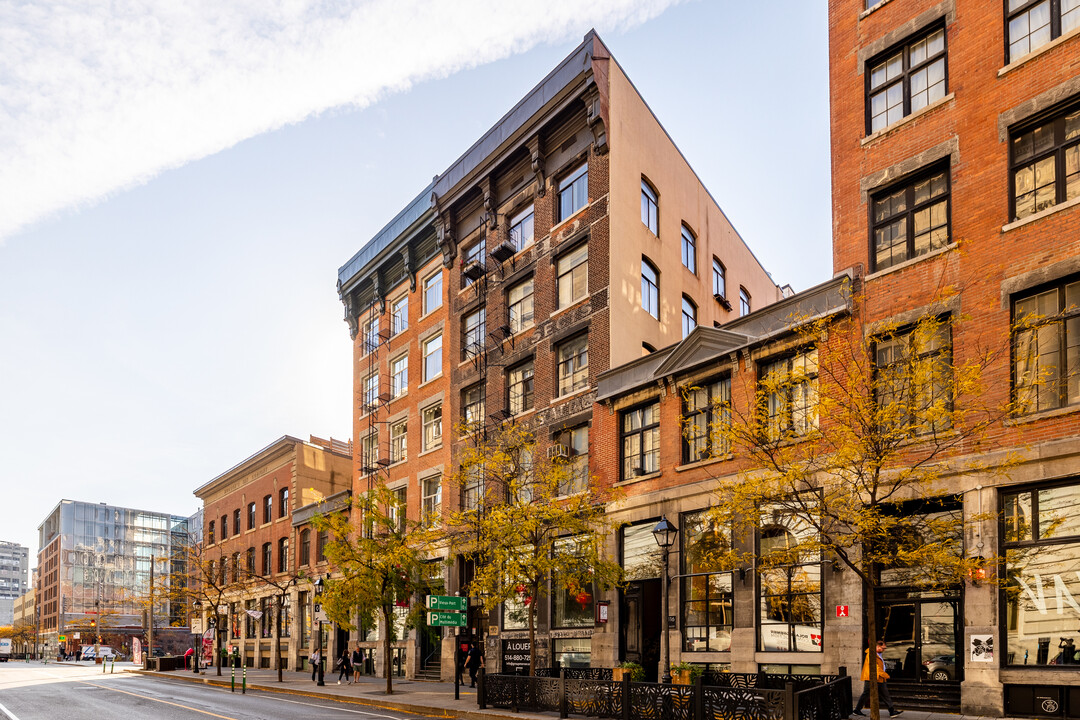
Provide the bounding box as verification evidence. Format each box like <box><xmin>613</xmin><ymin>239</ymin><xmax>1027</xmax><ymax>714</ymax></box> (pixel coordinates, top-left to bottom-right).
<box><xmin>456</xmin><ymin>641</ymin><xmax>468</xmax><ymax>685</ymax></box>
<box><xmin>336</xmin><ymin>647</ymin><xmax>352</xmax><ymax>684</ymax></box>
<box><xmin>465</xmin><ymin>643</ymin><xmax>484</xmax><ymax>687</ymax></box>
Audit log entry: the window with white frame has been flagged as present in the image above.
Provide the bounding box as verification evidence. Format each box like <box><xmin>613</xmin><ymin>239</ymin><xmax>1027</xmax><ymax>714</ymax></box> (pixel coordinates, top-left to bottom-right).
<box><xmin>389</xmin><ymin>487</ymin><xmax>406</xmax><ymax>532</ymax></box>
<box><xmin>509</xmin><ymin>205</ymin><xmax>535</xmax><ymax>252</ymax></box>
<box><xmin>361</xmin><ymin>432</ymin><xmax>379</xmax><ymax>470</ymax></box>
<box><xmin>423</xmin><ymin>272</ymin><xmax>443</xmax><ymax>314</ymax></box>
<box><xmin>641</xmin><ymin>179</ymin><xmax>658</xmax><ymax>234</ymax></box>
<box><xmin>557</xmin><ymin>243</ymin><xmax>588</xmax><ymax>308</ymax></box>
<box><xmin>422</xmin><ymin>334</ymin><xmax>442</xmax><ymax>381</ymax></box>
<box><xmin>642</xmin><ymin>258</ymin><xmax>659</xmax><ymax>319</ymax></box>
<box><xmin>462</xmin><ymin>383</ymin><xmax>485</xmax><ymax>427</ymax></box>
<box><xmin>462</xmin><ymin>463</ymin><xmax>484</xmax><ymax>512</ymax></box>
<box><xmin>557</xmin><ymin>335</ymin><xmax>589</xmax><ymax>396</ymax></box>
<box><xmin>681</xmin><ymin>224</ymin><xmax>697</xmax><ymax>274</ymax></box>
<box><xmin>363</xmin><ymin>373</ymin><xmax>379</xmax><ymax>411</ymax></box>
<box><xmin>558</xmin><ymin>163</ymin><xmax>588</xmax><ymax>222</ymax></box>
<box><xmin>712</xmin><ymin>258</ymin><xmax>726</xmax><ymax>299</ymax></box>
<box><xmin>508</xmin><ymin>360</ymin><xmax>535</xmax><ymax>415</ymax></box>
<box><xmin>390</xmin><ymin>419</ymin><xmax>407</xmax><ymax>463</ymax></box>
<box><xmin>391</xmin><ymin>354</ymin><xmax>408</xmax><ymax>398</ymax></box>
<box><xmin>421</xmin><ymin>475</ymin><xmax>442</xmax><ymax>525</ymax></box>
<box><xmin>508</xmin><ymin>278</ymin><xmax>534</xmax><ymax>333</ymax></box>
<box><xmin>391</xmin><ymin>295</ymin><xmax>408</xmax><ymax>335</ymax></box>
<box><xmin>682</xmin><ymin>296</ymin><xmax>697</xmax><ymax>338</ymax></box>
<box><xmin>462</xmin><ymin>307</ymin><xmax>485</xmax><ymax>360</ymax></box>
<box><xmin>422</xmin><ymin>403</ymin><xmax>442</xmax><ymax>450</ymax></box>
<box><xmin>362</xmin><ymin>316</ymin><xmax>380</xmax><ymax>354</ymax></box>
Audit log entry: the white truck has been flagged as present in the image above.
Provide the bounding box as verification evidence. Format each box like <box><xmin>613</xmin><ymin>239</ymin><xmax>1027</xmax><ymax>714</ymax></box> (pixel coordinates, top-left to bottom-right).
<box><xmin>0</xmin><ymin>638</ymin><xmax>12</xmax><ymax>661</ymax></box>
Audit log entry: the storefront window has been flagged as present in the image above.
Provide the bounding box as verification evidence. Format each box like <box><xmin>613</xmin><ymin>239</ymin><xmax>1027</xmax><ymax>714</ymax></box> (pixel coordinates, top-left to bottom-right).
<box><xmin>553</xmin><ymin>536</ymin><xmax>594</xmax><ymax>627</ymax></box>
<box><xmin>553</xmin><ymin>637</ymin><xmax>591</xmax><ymax>668</ymax></box>
<box><xmin>1004</xmin><ymin>481</ymin><xmax>1080</xmax><ymax>666</ymax></box>
<box><xmin>758</xmin><ymin>508</ymin><xmax>822</xmax><ymax>652</ymax></box>
<box><xmin>682</xmin><ymin>509</ymin><xmax>733</xmax><ymax>652</ymax></box>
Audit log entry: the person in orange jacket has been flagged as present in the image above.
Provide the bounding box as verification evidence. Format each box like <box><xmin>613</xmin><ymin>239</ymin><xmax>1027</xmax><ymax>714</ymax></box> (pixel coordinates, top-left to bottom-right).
<box><xmin>853</xmin><ymin>640</ymin><xmax>902</xmax><ymax>717</ymax></box>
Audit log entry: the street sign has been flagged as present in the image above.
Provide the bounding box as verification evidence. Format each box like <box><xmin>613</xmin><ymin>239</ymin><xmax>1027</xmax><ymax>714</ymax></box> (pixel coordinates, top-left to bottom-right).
<box><xmin>428</xmin><ymin>611</ymin><xmax>466</xmax><ymax>627</ymax></box>
<box><xmin>73</xmin><ymin>633</ymin><xmax>81</xmax><ymax>640</ymax></box>
<box><xmin>427</xmin><ymin>595</ymin><xmax>467</xmax><ymax>611</ymax></box>
<box><xmin>313</xmin><ymin>602</ymin><xmax>329</xmax><ymax>623</ymax></box>
<box><xmin>58</xmin><ymin>635</ymin><xmax>66</xmax><ymax>642</ymax></box>
<box><xmin>836</xmin><ymin>605</ymin><xmax>849</xmax><ymax>618</ymax></box>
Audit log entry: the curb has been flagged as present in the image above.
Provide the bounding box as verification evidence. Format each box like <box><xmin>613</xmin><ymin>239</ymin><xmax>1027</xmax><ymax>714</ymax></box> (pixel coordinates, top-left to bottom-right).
<box><xmin>132</xmin><ymin>670</ymin><xmax>539</xmax><ymax>720</ymax></box>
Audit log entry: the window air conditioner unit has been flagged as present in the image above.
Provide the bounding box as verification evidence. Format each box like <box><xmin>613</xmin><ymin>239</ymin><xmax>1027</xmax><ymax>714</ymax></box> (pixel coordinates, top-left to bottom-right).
<box><xmin>548</xmin><ymin>444</ymin><xmax>571</xmax><ymax>460</ymax></box>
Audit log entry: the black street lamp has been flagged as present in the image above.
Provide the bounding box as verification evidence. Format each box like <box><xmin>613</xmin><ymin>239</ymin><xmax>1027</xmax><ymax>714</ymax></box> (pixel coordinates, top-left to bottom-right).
<box><xmin>313</xmin><ymin>576</ymin><xmax>325</xmax><ymax>686</ymax></box>
<box><xmin>192</xmin><ymin>600</ymin><xmax>202</xmax><ymax>674</ymax></box>
<box><xmin>653</xmin><ymin>517</ymin><xmax>679</xmax><ymax>684</ymax></box>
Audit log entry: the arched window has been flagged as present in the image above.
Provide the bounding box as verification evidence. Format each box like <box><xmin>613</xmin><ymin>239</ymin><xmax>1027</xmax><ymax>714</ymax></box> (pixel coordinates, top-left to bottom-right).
<box><xmin>682</xmin><ymin>296</ymin><xmax>697</xmax><ymax>339</ymax></box>
<box><xmin>641</xmin><ymin>258</ymin><xmax>659</xmax><ymax>318</ymax></box>
<box><xmin>641</xmin><ymin>179</ymin><xmax>659</xmax><ymax>234</ymax></box>
<box><xmin>712</xmin><ymin>258</ymin><xmax>726</xmax><ymax>299</ymax></box>
<box><xmin>681</xmin><ymin>224</ymin><xmax>697</xmax><ymax>274</ymax></box>
<box><xmin>740</xmin><ymin>287</ymin><xmax>751</xmax><ymax>316</ymax></box>
<box><xmin>299</xmin><ymin>529</ymin><xmax>311</xmax><ymax>567</ymax></box>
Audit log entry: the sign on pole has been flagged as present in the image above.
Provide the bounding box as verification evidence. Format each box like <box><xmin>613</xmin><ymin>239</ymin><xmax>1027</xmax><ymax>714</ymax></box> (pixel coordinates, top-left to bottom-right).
<box><xmin>313</xmin><ymin>602</ymin><xmax>329</xmax><ymax>623</ymax></box>
<box><xmin>428</xmin><ymin>611</ymin><xmax>467</xmax><ymax>627</ymax></box>
<box><xmin>427</xmin><ymin>595</ymin><xmax>467</xmax><ymax>611</ymax></box>
<box><xmin>58</xmin><ymin>635</ymin><xmax>66</xmax><ymax>642</ymax></box>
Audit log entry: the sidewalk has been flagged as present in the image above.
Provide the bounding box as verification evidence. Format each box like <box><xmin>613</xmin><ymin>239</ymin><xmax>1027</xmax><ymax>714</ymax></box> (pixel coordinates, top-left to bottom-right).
<box><xmin>57</xmin><ymin>661</ymin><xmax>1046</xmax><ymax>720</ymax></box>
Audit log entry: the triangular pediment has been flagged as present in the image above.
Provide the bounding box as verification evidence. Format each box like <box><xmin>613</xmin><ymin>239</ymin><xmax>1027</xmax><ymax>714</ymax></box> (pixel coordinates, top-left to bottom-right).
<box><xmin>653</xmin><ymin>326</ymin><xmax>755</xmax><ymax>378</ymax></box>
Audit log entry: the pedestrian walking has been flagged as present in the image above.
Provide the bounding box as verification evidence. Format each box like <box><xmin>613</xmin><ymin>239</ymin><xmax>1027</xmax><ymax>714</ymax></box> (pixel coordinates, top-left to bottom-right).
<box><xmin>310</xmin><ymin>648</ymin><xmax>321</xmax><ymax>682</ymax></box>
<box><xmin>352</xmin><ymin>645</ymin><xmax>362</xmax><ymax>683</ymax></box>
<box><xmin>465</xmin><ymin>643</ymin><xmax>483</xmax><ymax>688</ymax></box>
<box><xmin>336</xmin><ymin>648</ymin><xmax>352</xmax><ymax>684</ymax></box>
<box><xmin>853</xmin><ymin>640</ymin><xmax>903</xmax><ymax>717</ymax></box>
<box><xmin>456</xmin><ymin>641</ymin><xmax>468</xmax><ymax>685</ymax></box>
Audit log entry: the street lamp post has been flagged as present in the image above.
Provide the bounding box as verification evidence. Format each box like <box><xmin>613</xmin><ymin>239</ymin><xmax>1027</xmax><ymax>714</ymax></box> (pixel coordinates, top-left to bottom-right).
<box><xmin>652</xmin><ymin>517</ymin><xmax>679</xmax><ymax>684</ymax></box>
<box><xmin>192</xmin><ymin>600</ymin><xmax>202</xmax><ymax>674</ymax></box>
<box><xmin>314</xmin><ymin>576</ymin><xmax>325</xmax><ymax>686</ymax></box>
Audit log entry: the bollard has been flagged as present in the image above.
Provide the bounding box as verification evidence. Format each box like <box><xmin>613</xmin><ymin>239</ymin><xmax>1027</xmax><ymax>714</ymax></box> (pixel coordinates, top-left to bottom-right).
<box><xmin>242</xmin><ymin>665</ymin><xmax>246</xmax><ymax>694</ymax></box>
<box><xmin>231</xmin><ymin>664</ymin><xmax>235</xmax><ymax>692</ymax></box>
<box><xmin>111</xmin><ymin>657</ymin><xmax>115</xmax><ymax>674</ymax></box>
<box><xmin>103</xmin><ymin>657</ymin><xmax>106</xmax><ymax>674</ymax></box>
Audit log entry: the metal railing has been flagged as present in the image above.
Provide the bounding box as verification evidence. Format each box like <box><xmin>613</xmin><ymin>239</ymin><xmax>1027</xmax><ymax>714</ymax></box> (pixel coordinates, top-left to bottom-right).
<box><xmin>480</xmin><ymin>669</ymin><xmax>852</xmax><ymax>720</ymax></box>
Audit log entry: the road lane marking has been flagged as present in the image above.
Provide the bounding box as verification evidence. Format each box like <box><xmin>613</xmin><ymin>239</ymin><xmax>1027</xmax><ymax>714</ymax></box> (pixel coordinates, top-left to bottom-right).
<box><xmin>77</xmin><ymin>680</ymin><xmax>240</xmax><ymax>720</ymax></box>
<box><xmin>0</xmin><ymin>700</ymin><xmax>21</xmax><ymax>720</ymax></box>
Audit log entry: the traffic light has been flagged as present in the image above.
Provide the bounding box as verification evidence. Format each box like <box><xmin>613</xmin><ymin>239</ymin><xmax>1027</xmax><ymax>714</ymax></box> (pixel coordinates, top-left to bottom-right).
<box><xmin>90</xmin><ymin>620</ymin><xmax>96</xmax><ymax>628</ymax></box>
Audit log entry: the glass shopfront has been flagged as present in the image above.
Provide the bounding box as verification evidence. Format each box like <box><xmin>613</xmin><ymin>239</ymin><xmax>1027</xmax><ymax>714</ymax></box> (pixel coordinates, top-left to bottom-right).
<box><xmin>1004</xmin><ymin>481</ymin><xmax>1080</xmax><ymax>667</ymax></box>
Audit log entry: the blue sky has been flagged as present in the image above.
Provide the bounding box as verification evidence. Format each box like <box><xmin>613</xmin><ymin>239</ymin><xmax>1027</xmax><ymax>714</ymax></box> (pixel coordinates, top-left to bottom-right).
<box><xmin>0</xmin><ymin>0</ymin><xmax>829</xmax><ymax>560</ymax></box>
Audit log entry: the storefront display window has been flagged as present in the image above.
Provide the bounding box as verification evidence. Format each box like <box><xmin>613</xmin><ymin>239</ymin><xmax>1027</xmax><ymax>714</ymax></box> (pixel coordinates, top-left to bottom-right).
<box><xmin>757</xmin><ymin>508</ymin><xmax>822</xmax><ymax>652</ymax></box>
<box><xmin>553</xmin><ymin>637</ymin><xmax>591</xmax><ymax>668</ymax></box>
<box><xmin>1004</xmin><ymin>481</ymin><xmax>1080</xmax><ymax>667</ymax></box>
<box><xmin>681</xmin><ymin>509</ymin><xmax>733</xmax><ymax>652</ymax></box>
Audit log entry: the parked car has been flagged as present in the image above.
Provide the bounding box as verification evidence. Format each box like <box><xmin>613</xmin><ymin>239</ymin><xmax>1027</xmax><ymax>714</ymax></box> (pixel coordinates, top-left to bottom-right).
<box><xmin>922</xmin><ymin>654</ymin><xmax>956</xmax><ymax>681</ymax></box>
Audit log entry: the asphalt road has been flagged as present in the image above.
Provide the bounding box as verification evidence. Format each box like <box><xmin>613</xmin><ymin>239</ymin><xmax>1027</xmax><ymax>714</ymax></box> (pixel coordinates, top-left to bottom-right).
<box><xmin>0</xmin><ymin>663</ymin><xmax>450</xmax><ymax>720</ymax></box>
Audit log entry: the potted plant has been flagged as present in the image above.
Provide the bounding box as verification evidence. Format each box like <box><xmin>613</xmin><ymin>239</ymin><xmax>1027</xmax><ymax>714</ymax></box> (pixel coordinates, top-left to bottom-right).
<box><xmin>670</xmin><ymin>661</ymin><xmax>703</xmax><ymax>685</ymax></box>
<box><xmin>612</xmin><ymin>661</ymin><xmax>644</xmax><ymax>682</ymax></box>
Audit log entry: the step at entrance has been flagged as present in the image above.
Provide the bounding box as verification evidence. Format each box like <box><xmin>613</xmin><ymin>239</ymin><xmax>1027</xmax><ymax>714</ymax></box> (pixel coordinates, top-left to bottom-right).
<box><xmin>889</xmin><ymin>681</ymin><xmax>962</xmax><ymax>713</ymax></box>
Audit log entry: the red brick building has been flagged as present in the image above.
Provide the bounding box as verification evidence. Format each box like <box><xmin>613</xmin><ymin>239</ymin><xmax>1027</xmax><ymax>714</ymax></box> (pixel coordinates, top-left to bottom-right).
<box><xmin>336</xmin><ymin>30</ymin><xmax>785</xmax><ymax>679</ymax></box>
<box><xmin>829</xmin><ymin>0</ymin><xmax>1080</xmax><ymax>714</ymax></box>
<box><xmin>193</xmin><ymin>434</ymin><xmax>351</xmax><ymax>671</ymax></box>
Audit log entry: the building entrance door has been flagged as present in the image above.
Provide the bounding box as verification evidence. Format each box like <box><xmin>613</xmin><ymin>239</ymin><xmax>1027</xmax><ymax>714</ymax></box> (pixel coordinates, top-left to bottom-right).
<box><xmin>877</xmin><ymin>596</ymin><xmax>961</xmax><ymax>683</ymax></box>
<box><xmin>620</xmin><ymin>579</ymin><xmax>661</xmax><ymax>682</ymax></box>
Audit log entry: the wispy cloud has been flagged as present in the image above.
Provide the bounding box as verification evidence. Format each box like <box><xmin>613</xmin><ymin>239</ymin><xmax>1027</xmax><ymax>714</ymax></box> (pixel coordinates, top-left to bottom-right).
<box><xmin>0</xmin><ymin>0</ymin><xmax>680</xmax><ymax>241</ymax></box>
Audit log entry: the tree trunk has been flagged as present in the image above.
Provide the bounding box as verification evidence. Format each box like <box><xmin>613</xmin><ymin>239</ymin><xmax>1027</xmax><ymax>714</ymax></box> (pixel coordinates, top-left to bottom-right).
<box><xmin>866</xmin><ymin>580</ymin><xmax>880</xmax><ymax>718</ymax></box>
<box><xmin>527</xmin><ymin>591</ymin><xmax>537</xmax><ymax>677</ymax></box>
<box><xmin>216</xmin><ymin>625</ymin><xmax>223</xmax><ymax>676</ymax></box>
<box><xmin>382</xmin><ymin>604</ymin><xmax>394</xmax><ymax>695</ymax></box>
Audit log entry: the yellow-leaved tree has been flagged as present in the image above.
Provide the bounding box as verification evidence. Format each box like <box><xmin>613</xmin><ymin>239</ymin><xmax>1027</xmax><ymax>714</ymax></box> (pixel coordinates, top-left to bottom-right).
<box><xmin>313</xmin><ymin>486</ymin><xmax>440</xmax><ymax>695</ymax></box>
<box><xmin>446</xmin><ymin>423</ymin><xmax>623</xmax><ymax>676</ymax></box>
<box><xmin>691</xmin><ymin>295</ymin><xmax>1015</xmax><ymax>717</ymax></box>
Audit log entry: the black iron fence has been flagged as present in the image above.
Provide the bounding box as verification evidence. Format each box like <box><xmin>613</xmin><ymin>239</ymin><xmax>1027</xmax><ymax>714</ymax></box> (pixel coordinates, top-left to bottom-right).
<box><xmin>480</xmin><ymin>670</ymin><xmax>852</xmax><ymax>720</ymax></box>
